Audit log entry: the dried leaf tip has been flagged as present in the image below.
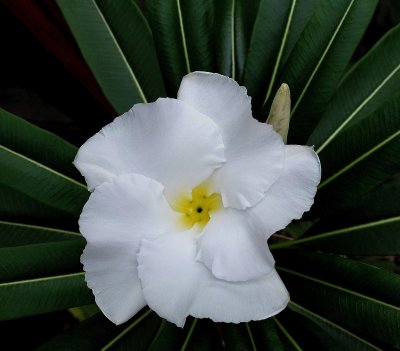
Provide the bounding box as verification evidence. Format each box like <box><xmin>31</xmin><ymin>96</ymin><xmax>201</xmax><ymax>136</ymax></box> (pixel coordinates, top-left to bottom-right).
<box><xmin>266</xmin><ymin>83</ymin><xmax>291</xmax><ymax>144</ymax></box>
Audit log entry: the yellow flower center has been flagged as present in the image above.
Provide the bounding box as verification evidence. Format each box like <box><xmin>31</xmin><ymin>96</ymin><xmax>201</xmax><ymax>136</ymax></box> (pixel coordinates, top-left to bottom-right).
<box><xmin>171</xmin><ymin>183</ymin><xmax>222</xmax><ymax>230</ymax></box>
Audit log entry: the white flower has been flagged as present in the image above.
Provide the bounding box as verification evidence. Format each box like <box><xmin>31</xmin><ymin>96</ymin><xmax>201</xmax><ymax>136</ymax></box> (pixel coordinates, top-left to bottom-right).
<box><xmin>74</xmin><ymin>72</ymin><xmax>321</xmax><ymax>327</ymax></box>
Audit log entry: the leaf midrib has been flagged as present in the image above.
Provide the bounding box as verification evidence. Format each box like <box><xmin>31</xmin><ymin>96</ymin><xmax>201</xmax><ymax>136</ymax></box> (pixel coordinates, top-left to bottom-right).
<box><xmin>288</xmin><ymin>301</ymin><xmax>382</xmax><ymax>350</ymax></box>
<box><xmin>100</xmin><ymin>309</ymin><xmax>153</xmax><ymax>351</ymax></box>
<box><xmin>319</xmin><ymin>129</ymin><xmax>400</xmax><ymax>189</ymax></box>
<box><xmin>181</xmin><ymin>318</ymin><xmax>198</xmax><ymax>351</ymax></box>
<box><xmin>0</xmin><ymin>144</ymin><xmax>86</xmax><ymax>189</ymax></box>
<box><xmin>0</xmin><ymin>271</ymin><xmax>84</xmax><ymax>287</ymax></box>
<box><xmin>245</xmin><ymin>322</ymin><xmax>257</xmax><ymax>351</ymax></box>
<box><xmin>230</xmin><ymin>0</ymin><xmax>236</xmax><ymax>80</ymax></box>
<box><xmin>0</xmin><ymin>220</ymin><xmax>81</xmax><ymax>237</ymax></box>
<box><xmin>316</xmin><ymin>61</ymin><xmax>400</xmax><ymax>154</ymax></box>
<box><xmin>269</xmin><ymin>216</ymin><xmax>400</xmax><ymax>249</ymax></box>
<box><xmin>273</xmin><ymin>316</ymin><xmax>303</xmax><ymax>351</ymax></box>
<box><xmin>90</xmin><ymin>0</ymin><xmax>148</xmax><ymax>103</ymax></box>
<box><xmin>277</xmin><ymin>266</ymin><xmax>400</xmax><ymax>312</ymax></box>
<box><xmin>291</xmin><ymin>0</ymin><xmax>355</xmax><ymax>117</ymax></box>
<box><xmin>262</xmin><ymin>0</ymin><xmax>297</xmax><ymax>108</ymax></box>
<box><xmin>176</xmin><ymin>0</ymin><xmax>191</xmax><ymax>74</ymax></box>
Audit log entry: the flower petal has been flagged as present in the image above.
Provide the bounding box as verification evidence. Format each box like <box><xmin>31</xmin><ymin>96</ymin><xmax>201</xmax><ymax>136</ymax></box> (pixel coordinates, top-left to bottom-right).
<box><xmin>79</xmin><ymin>173</ymin><xmax>179</xmax><ymax>244</ymax></box>
<box><xmin>178</xmin><ymin>72</ymin><xmax>253</xmax><ymax>148</ymax></box>
<box><xmin>137</xmin><ymin>232</ymin><xmax>289</xmax><ymax>327</ymax></box>
<box><xmin>197</xmin><ymin>208</ymin><xmax>275</xmax><ymax>282</ymax></box>
<box><xmin>79</xmin><ymin>173</ymin><xmax>179</xmax><ymax>324</ymax></box>
<box><xmin>74</xmin><ymin>98</ymin><xmax>225</xmax><ymax>197</ymax></box>
<box><xmin>248</xmin><ymin>145</ymin><xmax>321</xmax><ymax>236</ymax></box>
<box><xmin>178</xmin><ymin>72</ymin><xmax>284</xmax><ymax>209</ymax></box>
<box><xmin>81</xmin><ymin>243</ymin><xmax>145</xmax><ymax>325</ymax></box>
<box><xmin>209</xmin><ymin>119</ymin><xmax>284</xmax><ymax>209</ymax></box>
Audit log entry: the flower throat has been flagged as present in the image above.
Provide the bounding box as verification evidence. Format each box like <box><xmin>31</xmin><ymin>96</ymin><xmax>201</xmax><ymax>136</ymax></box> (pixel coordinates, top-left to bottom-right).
<box><xmin>172</xmin><ymin>183</ymin><xmax>222</xmax><ymax>230</ymax></box>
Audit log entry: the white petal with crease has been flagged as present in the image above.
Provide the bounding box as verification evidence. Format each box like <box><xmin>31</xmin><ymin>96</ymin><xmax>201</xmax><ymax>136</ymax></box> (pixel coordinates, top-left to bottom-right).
<box><xmin>79</xmin><ymin>173</ymin><xmax>179</xmax><ymax>325</ymax></box>
<box><xmin>197</xmin><ymin>208</ymin><xmax>275</xmax><ymax>282</ymax></box>
<box><xmin>79</xmin><ymin>173</ymin><xmax>179</xmax><ymax>244</ymax></box>
<box><xmin>178</xmin><ymin>72</ymin><xmax>252</xmax><ymax>148</ymax></box>
<box><xmin>248</xmin><ymin>145</ymin><xmax>321</xmax><ymax>236</ymax></box>
<box><xmin>74</xmin><ymin>98</ymin><xmax>225</xmax><ymax>196</ymax></box>
<box><xmin>209</xmin><ymin>118</ymin><xmax>284</xmax><ymax>209</ymax></box>
<box><xmin>178</xmin><ymin>72</ymin><xmax>284</xmax><ymax>209</ymax></box>
<box><xmin>137</xmin><ymin>232</ymin><xmax>289</xmax><ymax>327</ymax></box>
<box><xmin>81</xmin><ymin>243</ymin><xmax>145</xmax><ymax>325</ymax></box>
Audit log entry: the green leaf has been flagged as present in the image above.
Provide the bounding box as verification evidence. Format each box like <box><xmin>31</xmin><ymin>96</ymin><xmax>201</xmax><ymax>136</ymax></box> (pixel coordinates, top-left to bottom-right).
<box><xmin>0</xmin><ymin>185</ymin><xmax>76</xmax><ymax>223</ymax></box>
<box><xmin>288</xmin><ymin>301</ymin><xmax>382</xmax><ymax>351</ymax></box>
<box><xmin>277</xmin><ymin>308</ymin><xmax>379</xmax><ymax>351</ymax></box>
<box><xmin>247</xmin><ymin>319</ymin><xmax>288</xmax><ymax>350</ymax></box>
<box><xmin>39</xmin><ymin>312</ymin><xmax>220</xmax><ymax>351</ymax></box>
<box><xmin>275</xmin><ymin>249</ymin><xmax>400</xmax><ymax>346</ymax></box>
<box><xmin>0</xmin><ymin>108</ymin><xmax>80</xmax><ymax>179</ymax></box>
<box><xmin>0</xmin><ymin>238</ymin><xmax>91</xmax><ymax>320</ymax></box>
<box><xmin>316</xmin><ymin>94</ymin><xmax>400</xmax><ymax>188</ymax></box>
<box><xmin>272</xmin><ymin>317</ymin><xmax>303</xmax><ymax>350</ymax></box>
<box><xmin>101</xmin><ymin>313</ymin><xmax>163</xmax><ymax>351</ymax></box>
<box><xmin>222</xmin><ymin>323</ymin><xmax>257</xmax><ymax>351</ymax></box>
<box><xmin>146</xmin><ymin>320</ymin><xmax>182</xmax><ymax>350</ymax></box>
<box><xmin>37</xmin><ymin>309</ymin><xmax>160</xmax><ymax>351</ymax></box>
<box><xmin>57</xmin><ymin>0</ymin><xmax>166</xmax><ymax>113</ymax></box>
<box><xmin>147</xmin><ymin>318</ymin><xmax>222</xmax><ymax>350</ymax></box>
<box><xmin>312</xmin><ymin>94</ymin><xmax>400</xmax><ymax>215</ymax></box>
<box><xmin>0</xmin><ymin>240</ymin><xmax>85</xmax><ymax>283</ymax></box>
<box><xmin>242</xmin><ymin>0</ymin><xmax>319</xmax><ymax>112</ymax></box>
<box><xmin>0</xmin><ymin>271</ymin><xmax>93</xmax><ymax>320</ymax></box>
<box><xmin>147</xmin><ymin>0</ymin><xmax>215</xmax><ymax>94</ymax></box>
<box><xmin>0</xmin><ymin>108</ymin><xmax>88</xmax><ymax>217</ymax></box>
<box><xmin>0</xmin><ymin>220</ymin><xmax>81</xmax><ymax>247</ymax></box>
<box><xmin>0</xmin><ymin>145</ymin><xmax>88</xmax><ymax>216</ymax></box>
<box><xmin>278</xmin><ymin>0</ymin><xmax>377</xmax><ymax>143</ymax></box>
<box><xmin>214</xmin><ymin>0</ymin><xmax>260</xmax><ymax>80</ymax></box>
<box><xmin>271</xmin><ymin>216</ymin><xmax>400</xmax><ymax>255</ymax></box>
<box><xmin>309</xmin><ymin>22</ymin><xmax>400</xmax><ymax>152</ymax></box>
<box><xmin>181</xmin><ymin>319</ymin><xmax>223</xmax><ymax>351</ymax></box>
<box><xmin>337</xmin><ymin>178</ymin><xmax>400</xmax><ymax>223</ymax></box>
<box><xmin>292</xmin><ymin>179</ymin><xmax>400</xmax><ymax>255</ymax></box>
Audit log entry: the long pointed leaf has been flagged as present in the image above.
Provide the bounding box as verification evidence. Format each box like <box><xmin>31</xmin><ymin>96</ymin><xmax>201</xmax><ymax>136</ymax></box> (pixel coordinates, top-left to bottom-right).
<box><xmin>242</xmin><ymin>0</ymin><xmax>319</xmax><ymax>113</ymax></box>
<box><xmin>273</xmin><ymin>317</ymin><xmax>303</xmax><ymax>351</ymax></box>
<box><xmin>271</xmin><ymin>216</ymin><xmax>400</xmax><ymax>255</ymax></box>
<box><xmin>214</xmin><ymin>0</ymin><xmax>260</xmax><ymax>80</ymax></box>
<box><xmin>248</xmin><ymin>319</ymin><xmax>288</xmax><ymax>350</ymax></box>
<box><xmin>0</xmin><ymin>185</ymin><xmax>76</xmax><ymax>223</ymax></box>
<box><xmin>316</xmin><ymin>93</ymin><xmax>400</xmax><ymax>189</ymax></box>
<box><xmin>0</xmin><ymin>108</ymin><xmax>88</xmax><ymax>216</ymax></box>
<box><xmin>37</xmin><ymin>309</ymin><xmax>158</xmax><ymax>350</ymax></box>
<box><xmin>312</xmin><ymin>96</ymin><xmax>400</xmax><ymax>215</ymax></box>
<box><xmin>0</xmin><ymin>240</ymin><xmax>85</xmax><ymax>283</ymax></box>
<box><xmin>0</xmin><ymin>220</ymin><xmax>81</xmax><ymax>247</ymax></box>
<box><xmin>275</xmin><ymin>249</ymin><xmax>400</xmax><ymax>346</ymax></box>
<box><xmin>309</xmin><ymin>23</ymin><xmax>400</xmax><ymax>152</ymax></box>
<box><xmin>57</xmin><ymin>0</ymin><xmax>166</xmax><ymax>113</ymax></box>
<box><xmin>0</xmin><ymin>237</ymin><xmax>91</xmax><ymax>320</ymax></box>
<box><xmin>288</xmin><ymin>301</ymin><xmax>382</xmax><ymax>351</ymax></box>
<box><xmin>223</xmin><ymin>323</ymin><xmax>258</xmax><ymax>351</ymax></box>
<box><xmin>0</xmin><ymin>108</ymin><xmax>79</xmax><ymax>179</ymax></box>
<box><xmin>278</xmin><ymin>0</ymin><xmax>377</xmax><ymax>143</ymax></box>
<box><xmin>147</xmin><ymin>0</ymin><xmax>214</xmax><ymax>94</ymax></box>
<box><xmin>0</xmin><ymin>271</ymin><xmax>92</xmax><ymax>320</ymax></box>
